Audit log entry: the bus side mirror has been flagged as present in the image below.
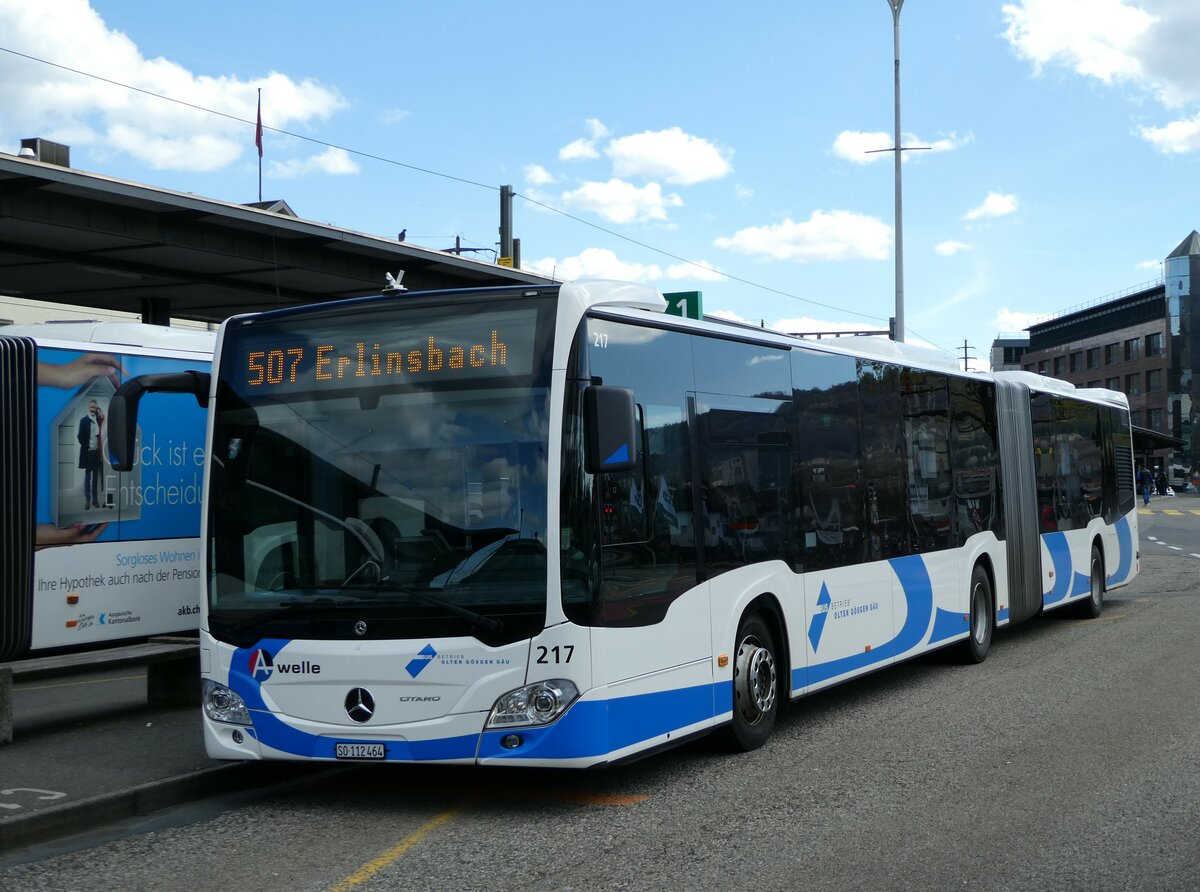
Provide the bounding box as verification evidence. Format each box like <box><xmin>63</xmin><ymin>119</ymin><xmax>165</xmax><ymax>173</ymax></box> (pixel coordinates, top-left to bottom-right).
<box><xmin>108</xmin><ymin>371</ymin><xmax>210</xmax><ymax>471</ymax></box>
<box><xmin>583</xmin><ymin>385</ymin><xmax>637</xmax><ymax>474</ymax></box>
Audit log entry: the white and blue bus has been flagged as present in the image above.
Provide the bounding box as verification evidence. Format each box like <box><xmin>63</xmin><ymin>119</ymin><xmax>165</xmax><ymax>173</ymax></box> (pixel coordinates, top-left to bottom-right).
<box><xmin>0</xmin><ymin>321</ymin><xmax>214</xmax><ymax>661</ymax></box>
<box><xmin>109</xmin><ymin>281</ymin><xmax>1138</xmax><ymax>765</ymax></box>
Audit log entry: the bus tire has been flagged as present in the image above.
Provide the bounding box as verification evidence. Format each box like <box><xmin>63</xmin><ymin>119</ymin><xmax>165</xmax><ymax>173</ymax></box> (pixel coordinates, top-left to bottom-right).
<box><xmin>959</xmin><ymin>564</ymin><xmax>993</xmax><ymax>664</ymax></box>
<box><xmin>1076</xmin><ymin>545</ymin><xmax>1104</xmax><ymax>619</ymax></box>
<box><xmin>722</xmin><ymin>613</ymin><xmax>779</xmax><ymax>751</ymax></box>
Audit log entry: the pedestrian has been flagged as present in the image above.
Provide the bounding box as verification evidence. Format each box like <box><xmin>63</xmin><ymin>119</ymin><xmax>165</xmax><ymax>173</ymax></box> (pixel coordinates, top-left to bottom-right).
<box><xmin>1138</xmin><ymin>466</ymin><xmax>1154</xmax><ymax>506</ymax></box>
<box><xmin>1156</xmin><ymin>470</ymin><xmax>1168</xmax><ymax>496</ymax></box>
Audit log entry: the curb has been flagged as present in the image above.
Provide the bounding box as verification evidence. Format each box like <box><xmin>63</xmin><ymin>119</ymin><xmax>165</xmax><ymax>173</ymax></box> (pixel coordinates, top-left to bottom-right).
<box><xmin>0</xmin><ymin>762</ymin><xmax>305</xmax><ymax>854</ymax></box>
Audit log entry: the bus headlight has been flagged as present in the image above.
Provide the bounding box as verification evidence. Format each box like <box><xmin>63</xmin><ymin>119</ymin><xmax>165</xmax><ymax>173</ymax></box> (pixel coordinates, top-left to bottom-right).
<box><xmin>486</xmin><ymin>679</ymin><xmax>579</xmax><ymax>728</ymax></box>
<box><xmin>202</xmin><ymin>679</ymin><xmax>252</xmax><ymax>725</ymax></box>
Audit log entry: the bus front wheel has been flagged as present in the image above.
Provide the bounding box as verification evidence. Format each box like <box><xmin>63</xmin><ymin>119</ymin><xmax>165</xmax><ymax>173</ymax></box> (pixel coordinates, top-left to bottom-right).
<box><xmin>723</xmin><ymin>613</ymin><xmax>779</xmax><ymax>751</ymax></box>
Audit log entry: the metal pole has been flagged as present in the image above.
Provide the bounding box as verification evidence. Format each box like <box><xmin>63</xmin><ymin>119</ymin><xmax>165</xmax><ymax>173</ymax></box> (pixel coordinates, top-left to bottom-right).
<box><xmin>499</xmin><ymin>185</ymin><xmax>514</xmax><ymax>263</ymax></box>
<box><xmin>889</xmin><ymin>0</ymin><xmax>905</xmax><ymax>343</ymax></box>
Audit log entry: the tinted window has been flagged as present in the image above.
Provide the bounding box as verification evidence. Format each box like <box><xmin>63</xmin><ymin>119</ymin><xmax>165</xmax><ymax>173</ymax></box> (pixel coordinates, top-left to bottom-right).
<box><xmin>579</xmin><ymin>318</ymin><xmax>697</xmax><ymax>627</ymax></box>
<box><xmin>692</xmin><ymin>336</ymin><xmax>791</xmax><ymax>398</ymax></box>
<box><xmin>792</xmin><ymin>349</ymin><xmax>863</xmax><ymax>571</ymax></box>
<box><xmin>949</xmin><ymin>378</ymin><xmax>1002</xmax><ymax>542</ymax></box>
<box><xmin>858</xmin><ymin>361</ymin><xmax>908</xmax><ymax>559</ymax></box>
<box><xmin>902</xmin><ymin>370</ymin><xmax>952</xmax><ymax>552</ymax></box>
<box><xmin>1108</xmin><ymin>407</ymin><xmax>1135</xmax><ymax>516</ymax></box>
<box><xmin>1031</xmin><ymin>392</ymin><xmax>1057</xmax><ymax>531</ymax></box>
<box><xmin>697</xmin><ymin>394</ymin><xmax>792</xmax><ymax>578</ymax></box>
<box><xmin>1058</xmin><ymin>399</ymin><xmax>1103</xmax><ymax>528</ymax></box>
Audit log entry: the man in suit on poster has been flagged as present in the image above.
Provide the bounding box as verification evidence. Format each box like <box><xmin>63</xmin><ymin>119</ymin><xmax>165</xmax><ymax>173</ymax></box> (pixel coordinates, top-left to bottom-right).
<box><xmin>77</xmin><ymin>399</ymin><xmax>105</xmax><ymax>509</ymax></box>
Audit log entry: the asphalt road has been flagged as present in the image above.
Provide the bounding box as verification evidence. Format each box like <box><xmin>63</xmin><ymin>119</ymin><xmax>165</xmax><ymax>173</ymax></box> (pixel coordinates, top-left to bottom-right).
<box><xmin>2</xmin><ymin>547</ymin><xmax>1198</xmax><ymax>891</ymax></box>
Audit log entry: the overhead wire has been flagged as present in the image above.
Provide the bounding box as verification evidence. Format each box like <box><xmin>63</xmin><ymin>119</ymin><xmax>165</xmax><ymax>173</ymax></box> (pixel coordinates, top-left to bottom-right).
<box><xmin>1</xmin><ymin>44</ymin><xmax>963</xmax><ymax>353</ymax></box>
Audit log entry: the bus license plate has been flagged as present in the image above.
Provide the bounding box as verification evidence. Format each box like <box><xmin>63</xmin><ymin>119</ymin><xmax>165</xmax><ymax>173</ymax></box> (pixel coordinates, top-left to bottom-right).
<box><xmin>335</xmin><ymin>742</ymin><xmax>385</xmax><ymax>760</ymax></box>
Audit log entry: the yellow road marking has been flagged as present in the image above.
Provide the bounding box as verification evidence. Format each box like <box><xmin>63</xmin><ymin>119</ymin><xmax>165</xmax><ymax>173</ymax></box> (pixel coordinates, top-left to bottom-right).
<box><xmin>328</xmin><ymin>807</ymin><xmax>461</xmax><ymax>892</ymax></box>
<box><xmin>1138</xmin><ymin>509</ymin><xmax>1153</xmax><ymax>515</ymax></box>
<box><xmin>1163</xmin><ymin>509</ymin><xmax>1184</xmax><ymax>516</ymax></box>
<box><xmin>325</xmin><ymin>785</ymin><xmax>648</xmax><ymax>891</ymax></box>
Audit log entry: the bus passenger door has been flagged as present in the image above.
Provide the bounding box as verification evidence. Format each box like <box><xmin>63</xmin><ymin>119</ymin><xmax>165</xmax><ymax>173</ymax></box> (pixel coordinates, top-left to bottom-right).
<box><xmin>590</xmin><ymin>398</ymin><xmax>712</xmax><ymax>744</ymax></box>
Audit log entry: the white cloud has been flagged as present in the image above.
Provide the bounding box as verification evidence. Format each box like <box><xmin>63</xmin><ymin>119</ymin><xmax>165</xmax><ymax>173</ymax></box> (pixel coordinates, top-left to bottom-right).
<box><xmin>526</xmin><ymin>247</ymin><xmax>663</xmax><ymax>282</ymax></box>
<box><xmin>1138</xmin><ymin>258</ymin><xmax>1164</xmax><ymax>270</ymax></box>
<box><xmin>832</xmin><ymin>130</ymin><xmax>972</xmax><ymax>164</ymax></box>
<box><xmin>1003</xmin><ymin>1</ymin><xmax>1200</xmax><ymax>150</ymax></box>
<box><xmin>0</xmin><ymin>1</ymin><xmax>347</xmax><ymax>172</ymax></box>
<box><xmin>994</xmin><ymin>307</ymin><xmax>1042</xmax><ymax>332</ymax></box>
<box><xmin>526</xmin><ymin>248</ymin><xmax>722</xmax><ymax>284</ymax></box>
<box><xmin>268</xmin><ymin>146</ymin><xmax>359</xmax><ymax>179</ymax></box>
<box><xmin>1139</xmin><ymin>114</ymin><xmax>1200</xmax><ymax>153</ymax></box>
<box><xmin>1002</xmin><ymin>0</ymin><xmax>1153</xmax><ymax>85</ymax></box>
<box><xmin>559</xmin><ymin>138</ymin><xmax>600</xmax><ymax>161</ymax></box>
<box><xmin>1003</xmin><ymin>0</ymin><xmax>1200</xmax><ymax>107</ymax></box>
<box><xmin>561</xmin><ymin>179</ymin><xmax>683</xmax><ymax>224</ymax></box>
<box><xmin>666</xmin><ymin>260</ymin><xmax>725</xmax><ymax>281</ymax></box>
<box><xmin>559</xmin><ymin>117</ymin><xmax>609</xmax><ymax>161</ymax></box>
<box><xmin>734</xmin><ymin>184</ymin><xmax>754</xmax><ymax>203</ymax></box>
<box><xmin>963</xmin><ymin>193</ymin><xmax>1018</xmax><ymax>221</ymax></box>
<box><xmin>832</xmin><ymin>130</ymin><xmax>893</xmax><ymax>163</ymax></box>
<box><xmin>928</xmin><ymin>132</ymin><xmax>975</xmax><ymax>153</ymax></box>
<box><xmin>715</xmin><ymin>210</ymin><xmax>892</xmax><ymax>263</ymax></box>
<box><xmin>935</xmin><ymin>240</ymin><xmax>972</xmax><ymax>256</ymax></box>
<box><xmin>606</xmin><ymin>127</ymin><xmax>733</xmax><ymax>185</ymax></box>
<box><xmin>381</xmin><ymin>109</ymin><xmax>411</xmax><ymax>125</ymax></box>
<box><xmin>524</xmin><ymin>163</ymin><xmax>556</xmax><ymax>186</ymax></box>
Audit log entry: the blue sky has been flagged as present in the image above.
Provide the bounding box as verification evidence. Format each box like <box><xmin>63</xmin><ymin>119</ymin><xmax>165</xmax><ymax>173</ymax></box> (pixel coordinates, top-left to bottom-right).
<box><xmin>3</xmin><ymin>0</ymin><xmax>1200</xmax><ymax>368</ymax></box>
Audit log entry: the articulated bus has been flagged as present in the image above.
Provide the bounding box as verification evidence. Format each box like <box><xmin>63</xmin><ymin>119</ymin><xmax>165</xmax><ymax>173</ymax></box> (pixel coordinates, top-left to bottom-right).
<box><xmin>0</xmin><ymin>322</ymin><xmax>214</xmax><ymax>661</ymax></box>
<box><xmin>109</xmin><ymin>281</ymin><xmax>1138</xmax><ymax>766</ymax></box>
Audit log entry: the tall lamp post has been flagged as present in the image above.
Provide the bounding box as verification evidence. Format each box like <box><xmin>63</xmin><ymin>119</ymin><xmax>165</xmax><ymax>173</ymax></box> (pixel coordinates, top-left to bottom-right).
<box><xmin>887</xmin><ymin>0</ymin><xmax>906</xmax><ymax>343</ymax></box>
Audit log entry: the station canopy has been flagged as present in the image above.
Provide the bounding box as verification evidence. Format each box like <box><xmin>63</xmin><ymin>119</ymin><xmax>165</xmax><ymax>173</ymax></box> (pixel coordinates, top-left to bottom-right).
<box><xmin>0</xmin><ymin>153</ymin><xmax>550</xmax><ymax>325</ymax></box>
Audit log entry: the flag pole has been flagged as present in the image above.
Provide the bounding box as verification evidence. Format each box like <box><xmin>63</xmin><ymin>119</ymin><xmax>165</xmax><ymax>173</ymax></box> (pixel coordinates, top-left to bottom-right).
<box><xmin>256</xmin><ymin>88</ymin><xmax>263</xmax><ymax>202</ymax></box>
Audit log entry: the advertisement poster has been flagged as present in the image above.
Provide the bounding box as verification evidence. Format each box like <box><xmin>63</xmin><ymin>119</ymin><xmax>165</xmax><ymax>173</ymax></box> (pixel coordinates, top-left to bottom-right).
<box><xmin>32</xmin><ymin>345</ymin><xmax>210</xmax><ymax>649</ymax></box>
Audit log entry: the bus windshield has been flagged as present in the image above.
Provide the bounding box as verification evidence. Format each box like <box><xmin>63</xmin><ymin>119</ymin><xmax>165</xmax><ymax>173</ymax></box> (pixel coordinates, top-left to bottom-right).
<box><xmin>206</xmin><ymin>294</ymin><xmax>555</xmax><ymax>646</ymax></box>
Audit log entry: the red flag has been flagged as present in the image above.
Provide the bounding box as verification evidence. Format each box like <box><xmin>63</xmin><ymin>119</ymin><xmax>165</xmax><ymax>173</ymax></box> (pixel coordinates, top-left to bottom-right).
<box><xmin>255</xmin><ymin>91</ymin><xmax>263</xmax><ymax>158</ymax></box>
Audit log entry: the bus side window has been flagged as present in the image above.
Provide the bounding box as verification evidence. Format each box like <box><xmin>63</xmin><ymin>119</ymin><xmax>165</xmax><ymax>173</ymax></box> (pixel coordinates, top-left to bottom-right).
<box><xmin>792</xmin><ymin>350</ymin><xmax>862</xmax><ymax>572</ymax></box>
<box><xmin>949</xmin><ymin>378</ymin><xmax>1002</xmax><ymax>544</ymax></box>
<box><xmin>859</xmin><ymin>361</ymin><xmax>909</xmax><ymax>560</ymax></box>
<box><xmin>1031</xmin><ymin>392</ymin><xmax>1057</xmax><ymax>532</ymax></box>
<box><xmin>583</xmin><ymin>318</ymin><xmax>697</xmax><ymax>627</ymax></box>
<box><xmin>696</xmin><ymin>395</ymin><xmax>791</xmax><ymax>577</ymax></box>
<box><xmin>902</xmin><ymin>370</ymin><xmax>952</xmax><ymax>553</ymax></box>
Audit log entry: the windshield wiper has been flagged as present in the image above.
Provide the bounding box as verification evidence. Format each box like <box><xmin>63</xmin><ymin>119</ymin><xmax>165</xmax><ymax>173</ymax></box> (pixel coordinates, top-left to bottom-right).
<box><xmin>218</xmin><ymin>596</ymin><xmax>356</xmax><ymax>637</ymax></box>
<box><xmin>340</xmin><ymin>583</ymin><xmax>504</xmax><ymax>633</ymax></box>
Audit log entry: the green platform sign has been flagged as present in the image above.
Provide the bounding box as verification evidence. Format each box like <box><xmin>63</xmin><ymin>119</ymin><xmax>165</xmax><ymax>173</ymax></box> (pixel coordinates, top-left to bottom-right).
<box><xmin>663</xmin><ymin>291</ymin><xmax>703</xmax><ymax>320</ymax></box>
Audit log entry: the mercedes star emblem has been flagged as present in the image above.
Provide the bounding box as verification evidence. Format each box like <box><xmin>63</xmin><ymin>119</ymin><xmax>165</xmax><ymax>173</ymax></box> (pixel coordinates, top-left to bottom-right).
<box><xmin>345</xmin><ymin>687</ymin><xmax>375</xmax><ymax>723</ymax></box>
<box><xmin>354</xmin><ymin>620</ymin><xmax>368</xmax><ymax>637</ymax></box>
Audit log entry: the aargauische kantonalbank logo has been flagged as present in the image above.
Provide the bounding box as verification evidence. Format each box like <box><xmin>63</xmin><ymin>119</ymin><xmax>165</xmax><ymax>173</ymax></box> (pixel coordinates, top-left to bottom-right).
<box><xmin>248</xmin><ymin>648</ymin><xmax>321</xmax><ymax>681</ymax></box>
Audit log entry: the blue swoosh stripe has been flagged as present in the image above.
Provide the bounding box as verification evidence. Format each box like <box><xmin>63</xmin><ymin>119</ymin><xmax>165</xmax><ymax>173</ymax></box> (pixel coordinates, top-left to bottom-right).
<box><xmin>929</xmin><ymin>607</ymin><xmax>969</xmax><ymax>644</ymax></box>
<box><xmin>1042</xmin><ymin>532</ymin><xmax>1072</xmax><ymax>606</ymax></box>
<box><xmin>798</xmin><ymin>555</ymin><xmax>934</xmax><ymax>688</ymax></box>
<box><xmin>1107</xmin><ymin>515</ymin><xmax>1133</xmax><ymax>586</ymax></box>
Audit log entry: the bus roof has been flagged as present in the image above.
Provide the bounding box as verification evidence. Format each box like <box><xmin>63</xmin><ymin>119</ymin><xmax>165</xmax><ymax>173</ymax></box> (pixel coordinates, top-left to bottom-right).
<box><xmin>0</xmin><ymin>320</ymin><xmax>215</xmax><ymax>354</ymax></box>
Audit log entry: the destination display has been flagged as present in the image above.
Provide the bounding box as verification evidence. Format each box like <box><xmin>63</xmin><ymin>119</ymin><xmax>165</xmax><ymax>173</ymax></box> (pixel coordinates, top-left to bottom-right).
<box><xmin>229</xmin><ymin>305</ymin><xmax>541</xmax><ymax>396</ymax></box>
